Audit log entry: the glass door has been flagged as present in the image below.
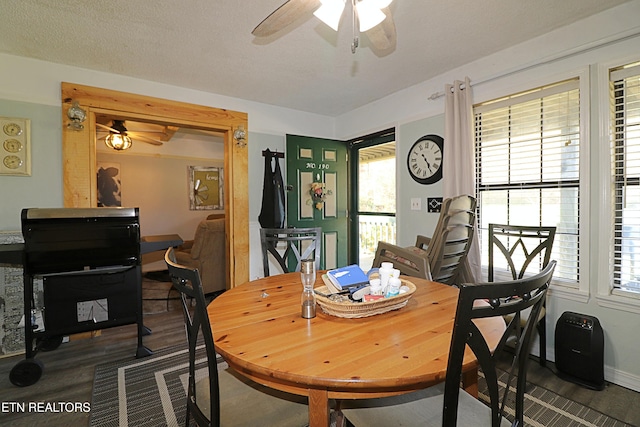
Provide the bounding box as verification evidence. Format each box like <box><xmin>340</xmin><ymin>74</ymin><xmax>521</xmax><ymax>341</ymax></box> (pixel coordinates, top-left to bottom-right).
<box><xmin>349</xmin><ymin>130</ymin><xmax>396</xmax><ymax>271</ymax></box>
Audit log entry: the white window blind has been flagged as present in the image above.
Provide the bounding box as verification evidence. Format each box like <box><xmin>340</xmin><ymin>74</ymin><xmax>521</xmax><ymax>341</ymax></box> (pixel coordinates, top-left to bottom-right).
<box><xmin>611</xmin><ymin>62</ymin><xmax>640</xmax><ymax>293</ymax></box>
<box><xmin>475</xmin><ymin>79</ymin><xmax>580</xmax><ymax>285</ymax></box>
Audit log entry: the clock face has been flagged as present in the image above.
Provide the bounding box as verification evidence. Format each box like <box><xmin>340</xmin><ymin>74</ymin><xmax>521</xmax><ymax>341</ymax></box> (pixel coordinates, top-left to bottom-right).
<box><xmin>407</xmin><ymin>135</ymin><xmax>444</xmax><ymax>184</ymax></box>
<box><xmin>3</xmin><ymin>155</ymin><xmax>23</xmax><ymax>169</ymax></box>
<box><xmin>3</xmin><ymin>122</ymin><xmax>22</xmax><ymax>136</ymax></box>
<box><xmin>3</xmin><ymin>139</ymin><xmax>22</xmax><ymax>153</ymax></box>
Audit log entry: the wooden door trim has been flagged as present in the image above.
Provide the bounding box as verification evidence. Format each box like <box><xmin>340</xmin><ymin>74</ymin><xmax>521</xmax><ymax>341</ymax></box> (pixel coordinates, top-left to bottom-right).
<box><xmin>61</xmin><ymin>82</ymin><xmax>248</xmax><ymax>288</ymax></box>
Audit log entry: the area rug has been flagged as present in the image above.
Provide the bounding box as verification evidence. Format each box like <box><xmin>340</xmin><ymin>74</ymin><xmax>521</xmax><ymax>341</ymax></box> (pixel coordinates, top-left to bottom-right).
<box><xmin>92</xmin><ymin>345</ymin><xmax>632</xmax><ymax>427</ymax></box>
<box><xmin>478</xmin><ymin>370</ymin><xmax>632</xmax><ymax>427</ymax></box>
<box><xmin>90</xmin><ymin>343</ymin><xmax>213</xmax><ymax>427</ymax></box>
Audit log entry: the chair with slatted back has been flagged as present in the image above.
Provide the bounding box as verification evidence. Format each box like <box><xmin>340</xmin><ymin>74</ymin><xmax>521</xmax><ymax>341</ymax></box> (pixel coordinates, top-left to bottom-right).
<box><xmin>488</xmin><ymin>223</ymin><xmax>556</xmax><ymax>367</ymax></box>
<box><xmin>342</xmin><ymin>261</ymin><xmax>556</xmax><ymax>427</ymax></box>
<box><xmin>260</xmin><ymin>227</ymin><xmax>322</xmax><ymax>277</ymax></box>
<box><xmin>164</xmin><ymin>247</ymin><xmax>308</xmax><ymax>427</ymax></box>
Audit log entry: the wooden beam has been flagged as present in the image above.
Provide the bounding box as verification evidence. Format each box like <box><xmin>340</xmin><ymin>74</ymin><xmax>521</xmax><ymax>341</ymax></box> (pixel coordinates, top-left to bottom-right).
<box><xmin>61</xmin><ymin>82</ymin><xmax>249</xmax><ymax>288</ymax></box>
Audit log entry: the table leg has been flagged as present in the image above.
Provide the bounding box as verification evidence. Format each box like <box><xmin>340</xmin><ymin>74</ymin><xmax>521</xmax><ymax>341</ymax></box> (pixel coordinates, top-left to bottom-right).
<box><xmin>308</xmin><ymin>388</ymin><xmax>330</xmax><ymax>427</ymax></box>
<box><xmin>462</xmin><ymin>366</ymin><xmax>478</xmax><ymax>398</ymax></box>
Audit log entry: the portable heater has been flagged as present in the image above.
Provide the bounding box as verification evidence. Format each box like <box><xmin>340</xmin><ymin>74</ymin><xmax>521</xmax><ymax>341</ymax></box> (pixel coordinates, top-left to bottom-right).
<box><xmin>554</xmin><ymin>311</ymin><xmax>605</xmax><ymax>390</ymax></box>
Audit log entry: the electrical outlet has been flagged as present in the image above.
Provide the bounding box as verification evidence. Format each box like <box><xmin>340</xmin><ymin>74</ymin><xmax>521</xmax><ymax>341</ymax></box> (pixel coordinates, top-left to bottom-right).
<box><xmin>410</xmin><ymin>198</ymin><xmax>421</xmax><ymax>211</ymax></box>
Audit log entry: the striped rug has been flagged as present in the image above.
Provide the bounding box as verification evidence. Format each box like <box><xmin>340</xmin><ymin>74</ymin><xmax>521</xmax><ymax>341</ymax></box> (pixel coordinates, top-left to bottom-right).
<box><xmin>90</xmin><ymin>343</ymin><xmax>212</xmax><ymax>427</ymax></box>
<box><xmin>92</xmin><ymin>344</ymin><xmax>631</xmax><ymax>427</ymax></box>
<box><xmin>478</xmin><ymin>370</ymin><xmax>632</xmax><ymax>427</ymax></box>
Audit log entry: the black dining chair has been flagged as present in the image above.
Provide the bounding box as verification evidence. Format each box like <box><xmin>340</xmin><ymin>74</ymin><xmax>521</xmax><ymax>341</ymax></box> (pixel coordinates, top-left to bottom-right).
<box><xmin>164</xmin><ymin>247</ymin><xmax>308</xmax><ymax>427</ymax></box>
<box><xmin>488</xmin><ymin>223</ymin><xmax>556</xmax><ymax>367</ymax></box>
<box><xmin>260</xmin><ymin>227</ymin><xmax>322</xmax><ymax>276</ymax></box>
<box><xmin>341</xmin><ymin>261</ymin><xmax>556</xmax><ymax>427</ymax></box>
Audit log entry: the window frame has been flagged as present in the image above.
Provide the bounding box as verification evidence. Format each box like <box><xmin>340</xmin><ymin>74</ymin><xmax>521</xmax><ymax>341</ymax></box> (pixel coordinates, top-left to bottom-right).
<box><xmin>597</xmin><ymin>57</ymin><xmax>640</xmax><ymax>313</ymax></box>
<box><xmin>474</xmin><ymin>69</ymin><xmax>590</xmax><ymax>303</ymax></box>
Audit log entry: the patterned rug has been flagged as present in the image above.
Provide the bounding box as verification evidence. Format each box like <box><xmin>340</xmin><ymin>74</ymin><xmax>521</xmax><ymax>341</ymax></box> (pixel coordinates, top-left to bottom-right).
<box><xmin>90</xmin><ymin>343</ymin><xmax>212</xmax><ymax>427</ymax></box>
<box><xmin>92</xmin><ymin>345</ymin><xmax>631</xmax><ymax>427</ymax></box>
<box><xmin>478</xmin><ymin>370</ymin><xmax>632</xmax><ymax>427</ymax></box>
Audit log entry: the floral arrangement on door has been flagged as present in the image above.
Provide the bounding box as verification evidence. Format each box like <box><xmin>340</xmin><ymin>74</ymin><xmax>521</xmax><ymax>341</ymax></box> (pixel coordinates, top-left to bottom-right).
<box><xmin>309</xmin><ymin>181</ymin><xmax>332</xmax><ymax>210</ymax></box>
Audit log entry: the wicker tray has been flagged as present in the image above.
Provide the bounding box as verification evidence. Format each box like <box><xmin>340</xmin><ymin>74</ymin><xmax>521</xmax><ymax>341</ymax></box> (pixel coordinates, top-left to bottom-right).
<box><xmin>314</xmin><ymin>278</ymin><xmax>416</xmax><ymax>318</ymax></box>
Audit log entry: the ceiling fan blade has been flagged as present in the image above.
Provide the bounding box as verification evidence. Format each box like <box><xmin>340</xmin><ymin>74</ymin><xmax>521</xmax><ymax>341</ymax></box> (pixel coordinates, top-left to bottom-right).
<box><xmin>365</xmin><ymin>7</ymin><xmax>396</xmax><ymax>51</ymax></box>
<box><xmin>252</xmin><ymin>0</ymin><xmax>320</xmax><ymax>37</ymax></box>
<box><xmin>96</xmin><ymin>122</ymin><xmax>119</xmax><ymax>133</ymax></box>
<box><xmin>127</xmin><ymin>131</ymin><xmax>164</xmax><ymax>146</ymax></box>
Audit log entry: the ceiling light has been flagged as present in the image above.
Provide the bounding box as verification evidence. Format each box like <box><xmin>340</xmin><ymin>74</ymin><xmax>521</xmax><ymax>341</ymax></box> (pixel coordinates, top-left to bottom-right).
<box><xmin>105</xmin><ymin>120</ymin><xmax>133</xmax><ymax>151</ymax></box>
<box><xmin>314</xmin><ymin>0</ymin><xmax>393</xmax><ymax>53</ymax></box>
<box><xmin>313</xmin><ymin>0</ymin><xmax>346</xmax><ymax>31</ymax></box>
<box><xmin>356</xmin><ymin>0</ymin><xmax>386</xmax><ymax>32</ymax></box>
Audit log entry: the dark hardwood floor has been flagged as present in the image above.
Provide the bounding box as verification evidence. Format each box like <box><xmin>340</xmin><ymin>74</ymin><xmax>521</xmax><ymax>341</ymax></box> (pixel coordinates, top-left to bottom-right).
<box><xmin>0</xmin><ymin>280</ymin><xmax>186</xmax><ymax>427</ymax></box>
<box><xmin>514</xmin><ymin>356</ymin><xmax>640</xmax><ymax>426</ymax></box>
<box><xmin>1</xmin><ymin>279</ymin><xmax>639</xmax><ymax>426</ymax></box>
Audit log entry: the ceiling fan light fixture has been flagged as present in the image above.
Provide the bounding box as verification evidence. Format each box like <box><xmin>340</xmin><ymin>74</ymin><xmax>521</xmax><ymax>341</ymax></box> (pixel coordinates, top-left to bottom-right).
<box><xmin>104</xmin><ymin>120</ymin><xmax>133</xmax><ymax>151</ymax></box>
<box><xmin>105</xmin><ymin>133</ymin><xmax>133</xmax><ymax>151</ymax></box>
<box><xmin>356</xmin><ymin>0</ymin><xmax>386</xmax><ymax>32</ymax></box>
<box><xmin>314</xmin><ymin>0</ymin><xmax>346</xmax><ymax>31</ymax></box>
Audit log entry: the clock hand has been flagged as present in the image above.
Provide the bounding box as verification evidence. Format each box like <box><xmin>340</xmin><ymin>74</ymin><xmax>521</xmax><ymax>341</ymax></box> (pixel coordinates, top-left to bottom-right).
<box><xmin>421</xmin><ymin>153</ymin><xmax>433</xmax><ymax>172</ymax></box>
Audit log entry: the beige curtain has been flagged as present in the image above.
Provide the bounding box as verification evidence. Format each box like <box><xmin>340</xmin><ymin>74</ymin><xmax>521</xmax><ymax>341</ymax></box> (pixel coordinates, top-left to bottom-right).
<box><xmin>443</xmin><ymin>77</ymin><xmax>481</xmax><ymax>281</ymax></box>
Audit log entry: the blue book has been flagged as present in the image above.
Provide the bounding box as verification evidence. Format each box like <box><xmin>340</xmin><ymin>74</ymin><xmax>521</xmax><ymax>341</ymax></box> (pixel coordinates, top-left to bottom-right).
<box><xmin>326</xmin><ymin>265</ymin><xmax>369</xmax><ymax>290</ymax></box>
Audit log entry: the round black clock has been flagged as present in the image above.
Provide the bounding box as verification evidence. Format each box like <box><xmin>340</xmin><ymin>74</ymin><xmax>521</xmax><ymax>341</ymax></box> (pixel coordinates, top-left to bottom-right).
<box><xmin>407</xmin><ymin>134</ymin><xmax>444</xmax><ymax>184</ymax></box>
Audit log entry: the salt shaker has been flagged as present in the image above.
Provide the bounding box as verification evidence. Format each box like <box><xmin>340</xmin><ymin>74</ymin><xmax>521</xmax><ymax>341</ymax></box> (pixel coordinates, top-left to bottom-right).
<box><xmin>300</xmin><ymin>259</ymin><xmax>316</xmax><ymax>318</ymax></box>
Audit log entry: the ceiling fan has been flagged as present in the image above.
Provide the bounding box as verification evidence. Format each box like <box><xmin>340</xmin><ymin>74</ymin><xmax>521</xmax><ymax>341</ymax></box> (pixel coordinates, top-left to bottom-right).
<box><xmin>96</xmin><ymin>120</ymin><xmax>170</xmax><ymax>150</ymax></box>
<box><xmin>252</xmin><ymin>0</ymin><xmax>396</xmax><ymax>53</ymax></box>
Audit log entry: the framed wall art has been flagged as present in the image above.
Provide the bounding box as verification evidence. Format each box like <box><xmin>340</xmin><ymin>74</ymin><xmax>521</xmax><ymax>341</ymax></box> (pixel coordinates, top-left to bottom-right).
<box><xmin>189</xmin><ymin>166</ymin><xmax>224</xmax><ymax>210</ymax></box>
<box><xmin>97</xmin><ymin>162</ymin><xmax>122</xmax><ymax>207</ymax></box>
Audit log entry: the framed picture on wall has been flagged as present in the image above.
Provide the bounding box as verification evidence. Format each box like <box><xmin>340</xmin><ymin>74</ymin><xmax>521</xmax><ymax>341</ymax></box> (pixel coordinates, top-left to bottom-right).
<box><xmin>97</xmin><ymin>162</ymin><xmax>122</xmax><ymax>207</ymax></box>
<box><xmin>189</xmin><ymin>166</ymin><xmax>224</xmax><ymax>210</ymax></box>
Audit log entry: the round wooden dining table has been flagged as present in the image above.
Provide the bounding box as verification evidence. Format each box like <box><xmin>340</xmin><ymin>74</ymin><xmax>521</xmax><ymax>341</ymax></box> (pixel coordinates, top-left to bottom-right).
<box><xmin>207</xmin><ymin>272</ymin><xmax>505</xmax><ymax>427</ymax></box>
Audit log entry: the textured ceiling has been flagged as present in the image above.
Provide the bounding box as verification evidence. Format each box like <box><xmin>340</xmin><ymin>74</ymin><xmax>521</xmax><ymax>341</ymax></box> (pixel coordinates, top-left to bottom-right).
<box><xmin>0</xmin><ymin>0</ymin><xmax>631</xmax><ymax>116</ymax></box>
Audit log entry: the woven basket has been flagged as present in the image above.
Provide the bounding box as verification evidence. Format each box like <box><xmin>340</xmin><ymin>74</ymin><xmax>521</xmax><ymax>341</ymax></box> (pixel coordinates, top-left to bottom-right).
<box><xmin>314</xmin><ymin>278</ymin><xmax>416</xmax><ymax>318</ymax></box>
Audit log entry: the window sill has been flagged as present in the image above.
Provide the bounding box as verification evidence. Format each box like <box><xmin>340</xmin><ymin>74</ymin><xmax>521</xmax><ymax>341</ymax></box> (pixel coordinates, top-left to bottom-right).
<box><xmin>596</xmin><ymin>290</ymin><xmax>640</xmax><ymax>314</ymax></box>
<box><xmin>548</xmin><ymin>283</ymin><xmax>589</xmax><ymax>303</ymax></box>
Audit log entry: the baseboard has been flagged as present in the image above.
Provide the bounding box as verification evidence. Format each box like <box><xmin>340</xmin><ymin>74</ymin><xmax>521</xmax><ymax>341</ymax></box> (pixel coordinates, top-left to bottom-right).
<box><xmin>603</xmin><ymin>365</ymin><xmax>640</xmax><ymax>393</ymax></box>
<box><xmin>542</xmin><ymin>344</ymin><xmax>640</xmax><ymax>393</ymax></box>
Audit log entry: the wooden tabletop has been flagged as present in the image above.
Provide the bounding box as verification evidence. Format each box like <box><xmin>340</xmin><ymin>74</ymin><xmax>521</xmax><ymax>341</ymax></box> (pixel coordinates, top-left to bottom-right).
<box><xmin>208</xmin><ymin>272</ymin><xmax>505</xmax><ymax>427</ymax></box>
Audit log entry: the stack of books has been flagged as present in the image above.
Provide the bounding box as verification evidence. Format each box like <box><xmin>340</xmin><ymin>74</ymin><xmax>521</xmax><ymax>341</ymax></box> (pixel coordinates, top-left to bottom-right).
<box><xmin>324</xmin><ymin>264</ymin><xmax>369</xmax><ymax>293</ymax></box>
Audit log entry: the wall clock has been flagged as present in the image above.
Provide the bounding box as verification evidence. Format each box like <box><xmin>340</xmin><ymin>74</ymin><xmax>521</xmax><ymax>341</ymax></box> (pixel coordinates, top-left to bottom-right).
<box><xmin>1</xmin><ymin>116</ymin><xmax>31</xmax><ymax>176</ymax></box>
<box><xmin>407</xmin><ymin>134</ymin><xmax>443</xmax><ymax>184</ymax></box>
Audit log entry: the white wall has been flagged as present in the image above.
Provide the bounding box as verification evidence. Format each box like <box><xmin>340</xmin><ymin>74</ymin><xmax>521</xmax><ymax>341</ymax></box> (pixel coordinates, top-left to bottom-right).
<box><xmin>0</xmin><ymin>101</ymin><xmax>63</xmax><ymax>229</ymax></box>
<box><xmin>2</xmin><ymin>0</ymin><xmax>640</xmax><ymax>390</ymax></box>
<box><xmin>0</xmin><ymin>53</ymin><xmax>336</xmax><ymax>278</ymax></box>
<box><xmin>334</xmin><ymin>1</ymin><xmax>640</xmax><ymax>391</ymax></box>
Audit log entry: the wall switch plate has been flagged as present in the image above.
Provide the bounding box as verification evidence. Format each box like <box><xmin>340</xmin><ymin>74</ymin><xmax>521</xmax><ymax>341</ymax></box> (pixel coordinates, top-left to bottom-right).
<box><xmin>411</xmin><ymin>198</ymin><xmax>421</xmax><ymax>211</ymax></box>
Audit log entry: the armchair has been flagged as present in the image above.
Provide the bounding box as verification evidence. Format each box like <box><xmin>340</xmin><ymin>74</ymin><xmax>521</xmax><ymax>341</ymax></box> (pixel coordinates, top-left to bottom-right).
<box><xmin>174</xmin><ymin>215</ymin><xmax>226</xmax><ymax>295</ymax></box>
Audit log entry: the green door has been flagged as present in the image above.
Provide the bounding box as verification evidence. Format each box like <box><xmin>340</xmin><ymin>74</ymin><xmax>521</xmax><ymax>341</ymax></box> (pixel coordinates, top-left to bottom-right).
<box><xmin>286</xmin><ymin>134</ymin><xmax>349</xmax><ymax>270</ymax></box>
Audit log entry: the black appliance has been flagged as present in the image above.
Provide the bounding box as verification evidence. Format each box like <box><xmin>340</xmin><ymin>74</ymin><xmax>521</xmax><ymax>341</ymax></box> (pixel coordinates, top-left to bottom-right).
<box><xmin>554</xmin><ymin>311</ymin><xmax>605</xmax><ymax>390</ymax></box>
<box><xmin>9</xmin><ymin>207</ymin><xmax>152</xmax><ymax>387</ymax></box>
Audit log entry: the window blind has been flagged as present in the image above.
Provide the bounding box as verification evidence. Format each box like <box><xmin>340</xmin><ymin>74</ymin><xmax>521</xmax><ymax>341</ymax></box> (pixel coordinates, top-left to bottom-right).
<box><xmin>611</xmin><ymin>63</ymin><xmax>640</xmax><ymax>292</ymax></box>
<box><xmin>475</xmin><ymin>79</ymin><xmax>580</xmax><ymax>285</ymax></box>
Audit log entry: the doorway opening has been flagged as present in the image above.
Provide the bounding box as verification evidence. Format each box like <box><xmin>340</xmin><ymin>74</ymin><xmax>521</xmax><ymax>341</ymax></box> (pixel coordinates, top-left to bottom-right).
<box><xmin>349</xmin><ymin>129</ymin><xmax>396</xmax><ymax>271</ymax></box>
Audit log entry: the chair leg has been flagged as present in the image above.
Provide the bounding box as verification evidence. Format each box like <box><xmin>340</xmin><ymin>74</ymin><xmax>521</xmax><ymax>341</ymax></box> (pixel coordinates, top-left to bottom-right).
<box><xmin>538</xmin><ymin>317</ymin><xmax>546</xmax><ymax>367</ymax></box>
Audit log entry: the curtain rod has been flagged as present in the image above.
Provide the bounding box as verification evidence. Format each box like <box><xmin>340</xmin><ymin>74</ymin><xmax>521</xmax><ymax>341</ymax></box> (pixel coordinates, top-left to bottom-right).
<box><xmin>427</xmin><ymin>26</ymin><xmax>640</xmax><ymax>101</ymax></box>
